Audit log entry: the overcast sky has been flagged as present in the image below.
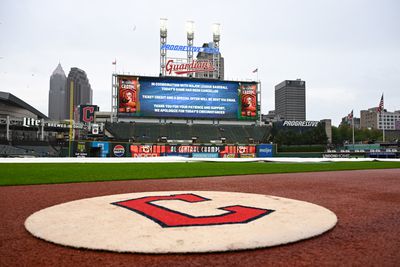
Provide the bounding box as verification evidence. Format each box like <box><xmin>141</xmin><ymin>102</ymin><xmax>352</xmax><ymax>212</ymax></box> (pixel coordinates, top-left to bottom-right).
<box><xmin>1</xmin><ymin>0</ymin><xmax>399</xmax><ymax>125</ymax></box>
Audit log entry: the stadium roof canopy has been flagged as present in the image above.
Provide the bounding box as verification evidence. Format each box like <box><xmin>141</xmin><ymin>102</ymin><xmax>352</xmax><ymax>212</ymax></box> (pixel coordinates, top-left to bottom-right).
<box><xmin>0</xmin><ymin>91</ymin><xmax>48</xmax><ymax>119</ymax></box>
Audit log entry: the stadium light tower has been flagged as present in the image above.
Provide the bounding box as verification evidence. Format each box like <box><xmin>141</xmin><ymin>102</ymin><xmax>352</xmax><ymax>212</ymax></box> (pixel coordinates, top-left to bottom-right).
<box><xmin>160</xmin><ymin>18</ymin><xmax>168</xmax><ymax>76</ymax></box>
<box><xmin>212</xmin><ymin>23</ymin><xmax>220</xmax><ymax>42</ymax></box>
<box><xmin>212</xmin><ymin>23</ymin><xmax>221</xmax><ymax>79</ymax></box>
<box><xmin>186</xmin><ymin>20</ymin><xmax>194</xmax><ymax>77</ymax></box>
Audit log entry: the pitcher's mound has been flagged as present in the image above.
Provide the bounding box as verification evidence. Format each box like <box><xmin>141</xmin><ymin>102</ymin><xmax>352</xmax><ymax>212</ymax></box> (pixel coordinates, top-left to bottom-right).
<box><xmin>25</xmin><ymin>191</ymin><xmax>337</xmax><ymax>253</ymax></box>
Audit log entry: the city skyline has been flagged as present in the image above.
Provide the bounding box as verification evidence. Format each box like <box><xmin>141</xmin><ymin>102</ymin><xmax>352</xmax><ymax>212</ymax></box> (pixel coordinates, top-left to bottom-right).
<box><xmin>0</xmin><ymin>0</ymin><xmax>399</xmax><ymax>126</ymax></box>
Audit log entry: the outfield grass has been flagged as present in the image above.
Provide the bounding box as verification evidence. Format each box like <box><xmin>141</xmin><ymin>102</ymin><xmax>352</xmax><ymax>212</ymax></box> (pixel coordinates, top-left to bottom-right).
<box><xmin>0</xmin><ymin>161</ymin><xmax>399</xmax><ymax>186</ymax></box>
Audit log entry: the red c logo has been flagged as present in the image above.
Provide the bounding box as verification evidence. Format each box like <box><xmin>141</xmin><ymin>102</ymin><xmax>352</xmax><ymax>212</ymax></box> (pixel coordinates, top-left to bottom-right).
<box><xmin>82</xmin><ymin>106</ymin><xmax>95</xmax><ymax>123</ymax></box>
<box><xmin>112</xmin><ymin>193</ymin><xmax>274</xmax><ymax>228</ymax></box>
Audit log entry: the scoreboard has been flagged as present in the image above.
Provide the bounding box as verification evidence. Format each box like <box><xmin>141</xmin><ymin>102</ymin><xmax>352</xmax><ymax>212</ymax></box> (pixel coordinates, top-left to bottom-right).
<box><xmin>117</xmin><ymin>75</ymin><xmax>258</xmax><ymax>121</ymax></box>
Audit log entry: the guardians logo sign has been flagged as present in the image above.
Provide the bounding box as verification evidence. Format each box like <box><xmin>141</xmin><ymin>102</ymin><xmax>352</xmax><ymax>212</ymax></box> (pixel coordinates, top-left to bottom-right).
<box><xmin>79</xmin><ymin>105</ymin><xmax>99</xmax><ymax>123</ymax></box>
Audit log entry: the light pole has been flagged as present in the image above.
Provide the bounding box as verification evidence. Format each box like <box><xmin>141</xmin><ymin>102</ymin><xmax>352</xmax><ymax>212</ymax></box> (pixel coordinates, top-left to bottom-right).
<box><xmin>186</xmin><ymin>20</ymin><xmax>194</xmax><ymax>77</ymax></box>
<box><xmin>68</xmin><ymin>80</ymin><xmax>74</xmax><ymax>157</ymax></box>
<box><xmin>160</xmin><ymin>18</ymin><xmax>168</xmax><ymax>76</ymax></box>
<box><xmin>212</xmin><ymin>23</ymin><xmax>220</xmax><ymax>79</ymax></box>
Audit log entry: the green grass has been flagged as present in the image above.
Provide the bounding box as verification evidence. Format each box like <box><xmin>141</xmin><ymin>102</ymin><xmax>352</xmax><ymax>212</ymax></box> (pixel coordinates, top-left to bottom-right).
<box><xmin>0</xmin><ymin>161</ymin><xmax>399</xmax><ymax>186</ymax></box>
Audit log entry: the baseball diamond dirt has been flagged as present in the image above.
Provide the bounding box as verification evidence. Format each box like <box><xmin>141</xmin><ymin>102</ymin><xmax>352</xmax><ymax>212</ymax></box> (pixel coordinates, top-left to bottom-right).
<box><xmin>1</xmin><ymin>169</ymin><xmax>399</xmax><ymax>266</ymax></box>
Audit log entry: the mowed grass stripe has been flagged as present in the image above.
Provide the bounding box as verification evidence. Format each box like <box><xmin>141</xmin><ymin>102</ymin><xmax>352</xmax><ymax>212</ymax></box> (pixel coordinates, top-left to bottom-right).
<box><xmin>0</xmin><ymin>161</ymin><xmax>399</xmax><ymax>186</ymax></box>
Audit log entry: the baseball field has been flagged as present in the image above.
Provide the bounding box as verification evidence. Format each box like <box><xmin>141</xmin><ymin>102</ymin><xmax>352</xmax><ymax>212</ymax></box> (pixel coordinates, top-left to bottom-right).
<box><xmin>1</xmin><ymin>160</ymin><xmax>399</xmax><ymax>266</ymax></box>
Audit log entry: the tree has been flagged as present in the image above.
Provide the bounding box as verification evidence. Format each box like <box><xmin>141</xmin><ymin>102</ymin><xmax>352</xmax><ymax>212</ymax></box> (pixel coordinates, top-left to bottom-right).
<box><xmin>332</xmin><ymin>125</ymin><xmax>383</xmax><ymax>145</ymax></box>
<box><xmin>271</xmin><ymin>125</ymin><xmax>328</xmax><ymax>146</ymax></box>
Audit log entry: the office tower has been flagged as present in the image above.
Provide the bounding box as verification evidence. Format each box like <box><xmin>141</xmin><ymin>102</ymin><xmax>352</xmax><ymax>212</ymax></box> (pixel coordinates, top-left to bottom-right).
<box><xmin>275</xmin><ymin>79</ymin><xmax>306</xmax><ymax>120</ymax></box>
<box><xmin>360</xmin><ymin>108</ymin><xmax>400</xmax><ymax>130</ymax></box>
<box><xmin>65</xmin><ymin>67</ymin><xmax>93</xmax><ymax>120</ymax></box>
<box><xmin>48</xmin><ymin>63</ymin><xmax>67</xmax><ymax>120</ymax></box>
<box><xmin>194</xmin><ymin>43</ymin><xmax>224</xmax><ymax>80</ymax></box>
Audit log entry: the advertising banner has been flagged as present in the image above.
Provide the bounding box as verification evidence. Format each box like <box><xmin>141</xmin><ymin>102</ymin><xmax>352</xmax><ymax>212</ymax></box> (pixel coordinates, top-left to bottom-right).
<box><xmin>91</xmin><ymin>142</ymin><xmax>109</xmax><ymax>158</ymax></box>
<box><xmin>323</xmin><ymin>153</ymin><xmax>350</xmax><ymax>158</ymax></box>
<box><xmin>239</xmin><ymin>83</ymin><xmax>258</xmax><ymax>119</ymax></box>
<box><xmin>191</xmin><ymin>153</ymin><xmax>219</xmax><ymax>158</ymax></box>
<box><xmin>92</xmin><ymin>124</ymin><xmax>99</xmax><ymax>135</ymax></box>
<box><xmin>130</xmin><ymin>144</ymin><xmax>165</xmax><ymax>157</ymax></box>
<box><xmin>236</xmin><ymin>145</ymin><xmax>257</xmax><ymax>154</ymax></box>
<box><xmin>167</xmin><ymin>145</ymin><xmax>224</xmax><ymax>154</ymax></box>
<box><xmin>257</xmin><ymin>144</ymin><xmax>273</xmax><ymax>157</ymax></box>
<box><xmin>240</xmin><ymin>153</ymin><xmax>256</xmax><ymax>158</ymax></box>
<box><xmin>277</xmin><ymin>121</ymin><xmax>320</xmax><ymax>128</ymax></box>
<box><xmin>222</xmin><ymin>153</ymin><xmax>237</xmax><ymax>158</ymax></box>
<box><xmin>112</xmin><ymin>144</ymin><xmax>127</xmax><ymax>157</ymax></box>
<box><xmin>118</xmin><ymin>77</ymin><xmax>140</xmax><ymax>114</ymax></box>
<box><xmin>219</xmin><ymin>145</ymin><xmax>256</xmax><ymax>157</ymax></box>
<box><xmin>131</xmin><ymin>153</ymin><xmax>159</xmax><ymax>158</ymax></box>
<box><xmin>69</xmin><ymin>143</ymin><xmax>269</xmax><ymax>158</ymax></box>
<box><xmin>219</xmin><ymin>145</ymin><xmax>238</xmax><ymax>157</ymax></box>
<box><xmin>160</xmin><ymin>44</ymin><xmax>219</xmax><ymax>54</ymax></box>
<box><xmin>165</xmin><ymin>152</ymin><xmax>191</xmax><ymax>157</ymax></box>
<box><xmin>117</xmin><ymin>76</ymin><xmax>258</xmax><ymax>121</ymax></box>
<box><xmin>74</xmin><ymin>141</ymin><xmax>88</xmax><ymax>157</ymax></box>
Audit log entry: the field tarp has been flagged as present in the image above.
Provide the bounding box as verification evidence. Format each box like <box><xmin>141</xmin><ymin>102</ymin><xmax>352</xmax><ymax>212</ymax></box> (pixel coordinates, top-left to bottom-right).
<box><xmin>0</xmin><ymin>157</ymin><xmax>399</xmax><ymax>163</ymax></box>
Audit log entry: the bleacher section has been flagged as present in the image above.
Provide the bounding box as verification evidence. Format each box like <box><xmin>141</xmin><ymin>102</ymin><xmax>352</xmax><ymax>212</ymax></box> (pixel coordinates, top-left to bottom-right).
<box><xmin>105</xmin><ymin>123</ymin><xmax>135</xmax><ymax>141</ymax></box>
<box><xmin>105</xmin><ymin>122</ymin><xmax>270</xmax><ymax>144</ymax></box>
<box><xmin>191</xmin><ymin>124</ymin><xmax>220</xmax><ymax>143</ymax></box>
<box><xmin>14</xmin><ymin>145</ymin><xmax>58</xmax><ymax>157</ymax></box>
<box><xmin>0</xmin><ymin>140</ymin><xmax>61</xmax><ymax>157</ymax></box>
<box><xmin>0</xmin><ymin>144</ymin><xmax>33</xmax><ymax>157</ymax></box>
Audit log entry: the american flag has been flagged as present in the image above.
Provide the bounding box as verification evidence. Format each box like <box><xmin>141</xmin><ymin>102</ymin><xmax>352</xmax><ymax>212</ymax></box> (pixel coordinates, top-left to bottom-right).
<box><xmin>377</xmin><ymin>94</ymin><xmax>384</xmax><ymax>113</ymax></box>
<box><xmin>347</xmin><ymin>110</ymin><xmax>353</xmax><ymax>120</ymax></box>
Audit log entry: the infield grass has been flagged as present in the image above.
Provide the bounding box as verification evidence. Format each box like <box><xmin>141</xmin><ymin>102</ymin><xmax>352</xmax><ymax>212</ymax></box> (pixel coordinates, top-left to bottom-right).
<box><xmin>0</xmin><ymin>161</ymin><xmax>399</xmax><ymax>186</ymax></box>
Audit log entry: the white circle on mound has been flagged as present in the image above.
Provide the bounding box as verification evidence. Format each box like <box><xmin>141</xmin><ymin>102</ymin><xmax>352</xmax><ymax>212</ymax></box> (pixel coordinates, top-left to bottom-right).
<box><xmin>25</xmin><ymin>191</ymin><xmax>337</xmax><ymax>253</ymax></box>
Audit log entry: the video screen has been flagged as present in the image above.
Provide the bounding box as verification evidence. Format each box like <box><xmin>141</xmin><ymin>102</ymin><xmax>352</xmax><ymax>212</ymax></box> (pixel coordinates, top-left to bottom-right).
<box><xmin>118</xmin><ymin>76</ymin><xmax>257</xmax><ymax>121</ymax></box>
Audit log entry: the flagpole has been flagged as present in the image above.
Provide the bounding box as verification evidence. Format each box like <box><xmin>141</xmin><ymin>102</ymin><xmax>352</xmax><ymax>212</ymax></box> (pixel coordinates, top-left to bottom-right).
<box><xmin>377</xmin><ymin>93</ymin><xmax>385</xmax><ymax>143</ymax></box>
<box><xmin>256</xmin><ymin>69</ymin><xmax>259</xmax><ymax>82</ymax></box>
<box><xmin>258</xmin><ymin>69</ymin><xmax>261</xmax><ymax>125</ymax></box>
<box><xmin>382</xmin><ymin>93</ymin><xmax>385</xmax><ymax>142</ymax></box>
<box><xmin>253</xmin><ymin>68</ymin><xmax>261</xmax><ymax>125</ymax></box>
<box><xmin>68</xmin><ymin>80</ymin><xmax>74</xmax><ymax>158</ymax></box>
<box><xmin>352</xmin><ymin>116</ymin><xmax>355</xmax><ymax>145</ymax></box>
<box><xmin>382</xmin><ymin>112</ymin><xmax>385</xmax><ymax>142</ymax></box>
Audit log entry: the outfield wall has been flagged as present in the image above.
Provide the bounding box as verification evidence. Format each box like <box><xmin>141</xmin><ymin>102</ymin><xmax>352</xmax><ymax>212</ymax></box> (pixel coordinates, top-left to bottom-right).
<box><xmin>72</xmin><ymin>142</ymin><xmax>274</xmax><ymax>158</ymax></box>
<box><xmin>58</xmin><ymin>141</ymin><xmax>400</xmax><ymax>159</ymax></box>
